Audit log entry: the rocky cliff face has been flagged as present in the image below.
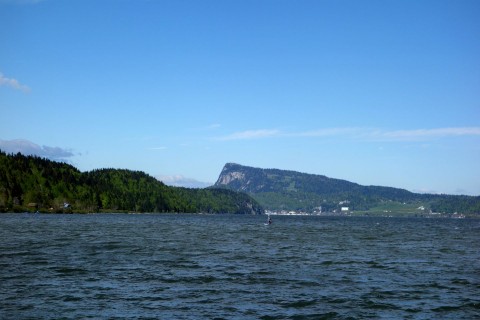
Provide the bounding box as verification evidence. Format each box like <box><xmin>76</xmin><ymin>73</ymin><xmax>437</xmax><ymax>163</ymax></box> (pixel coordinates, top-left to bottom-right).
<box><xmin>214</xmin><ymin>163</ymin><xmax>266</xmax><ymax>193</ymax></box>
<box><xmin>215</xmin><ymin>165</ymin><xmax>246</xmax><ymax>185</ymax></box>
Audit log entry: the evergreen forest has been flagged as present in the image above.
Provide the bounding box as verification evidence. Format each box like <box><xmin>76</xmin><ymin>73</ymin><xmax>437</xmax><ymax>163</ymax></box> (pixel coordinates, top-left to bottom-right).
<box><xmin>0</xmin><ymin>151</ymin><xmax>263</xmax><ymax>214</ymax></box>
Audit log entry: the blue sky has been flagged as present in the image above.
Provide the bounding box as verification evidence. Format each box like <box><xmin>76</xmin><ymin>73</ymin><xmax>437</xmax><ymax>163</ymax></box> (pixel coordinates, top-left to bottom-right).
<box><xmin>1</xmin><ymin>0</ymin><xmax>479</xmax><ymax>195</ymax></box>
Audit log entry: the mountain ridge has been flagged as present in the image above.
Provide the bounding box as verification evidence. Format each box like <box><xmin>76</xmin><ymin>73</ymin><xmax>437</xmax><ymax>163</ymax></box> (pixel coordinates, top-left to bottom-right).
<box><xmin>214</xmin><ymin>163</ymin><xmax>480</xmax><ymax>215</ymax></box>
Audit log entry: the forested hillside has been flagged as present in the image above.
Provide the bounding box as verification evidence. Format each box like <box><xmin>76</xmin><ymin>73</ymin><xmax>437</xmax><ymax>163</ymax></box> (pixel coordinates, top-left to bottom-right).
<box><xmin>0</xmin><ymin>151</ymin><xmax>263</xmax><ymax>214</ymax></box>
<box><xmin>214</xmin><ymin>163</ymin><xmax>480</xmax><ymax>215</ymax></box>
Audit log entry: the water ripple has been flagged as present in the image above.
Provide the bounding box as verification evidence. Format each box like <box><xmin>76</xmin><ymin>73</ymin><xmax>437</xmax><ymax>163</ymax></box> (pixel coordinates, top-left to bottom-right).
<box><xmin>1</xmin><ymin>214</ymin><xmax>479</xmax><ymax>319</ymax></box>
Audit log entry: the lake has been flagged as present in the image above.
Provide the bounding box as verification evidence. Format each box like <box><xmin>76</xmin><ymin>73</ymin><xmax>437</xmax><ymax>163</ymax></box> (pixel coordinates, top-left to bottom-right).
<box><xmin>1</xmin><ymin>213</ymin><xmax>479</xmax><ymax>319</ymax></box>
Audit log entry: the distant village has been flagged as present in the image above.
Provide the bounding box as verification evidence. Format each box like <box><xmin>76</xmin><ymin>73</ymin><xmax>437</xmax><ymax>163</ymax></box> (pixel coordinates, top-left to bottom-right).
<box><xmin>265</xmin><ymin>201</ymin><xmax>466</xmax><ymax>218</ymax></box>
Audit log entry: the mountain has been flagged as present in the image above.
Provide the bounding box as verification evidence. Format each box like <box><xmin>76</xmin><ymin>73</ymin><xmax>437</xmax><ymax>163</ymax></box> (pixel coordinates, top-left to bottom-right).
<box><xmin>214</xmin><ymin>163</ymin><xmax>480</xmax><ymax>215</ymax></box>
<box><xmin>157</xmin><ymin>174</ymin><xmax>212</xmax><ymax>189</ymax></box>
<box><xmin>0</xmin><ymin>151</ymin><xmax>263</xmax><ymax>214</ymax></box>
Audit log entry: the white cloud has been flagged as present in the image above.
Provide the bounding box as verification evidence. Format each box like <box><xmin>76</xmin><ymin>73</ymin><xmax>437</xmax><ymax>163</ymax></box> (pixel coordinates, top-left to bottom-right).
<box><xmin>215</xmin><ymin>127</ymin><xmax>480</xmax><ymax>142</ymax></box>
<box><xmin>294</xmin><ymin>127</ymin><xmax>362</xmax><ymax>138</ymax></box>
<box><xmin>369</xmin><ymin>127</ymin><xmax>480</xmax><ymax>141</ymax></box>
<box><xmin>0</xmin><ymin>139</ymin><xmax>74</xmax><ymax>160</ymax></box>
<box><xmin>206</xmin><ymin>123</ymin><xmax>221</xmax><ymax>130</ymax></box>
<box><xmin>293</xmin><ymin>127</ymin><xmax>480</xmax><ymax>141</ymax></box>
<box><xmin>0</xmin><ymin>0</ymin><xmax>45</xmax><ymax>4</ymax></box>
<box><xmin>216</xmin><ymin>129</ymin><xmax>280</xmax><ymax>141</ymax></box>
<box><xmin>0</xmin><ymin>72</ymin><xmax>30</xmax><ymax>93</ymax></box>
<box><xmin>156</xmin><ymin>175</ymin><xmax>212</xmax><ymax>189</ymax></box>
<box><xmin>148</xmin><ymin>146</ymin><xmax>167</xmax><ymax>150</ymax></box>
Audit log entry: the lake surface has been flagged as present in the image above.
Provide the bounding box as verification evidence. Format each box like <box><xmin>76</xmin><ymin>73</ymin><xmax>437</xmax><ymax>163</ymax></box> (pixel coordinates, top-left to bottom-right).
<box><xmin>1</xmin><ymin>213</ymin><xmax>479</xmax><ymax>319</ymax></box>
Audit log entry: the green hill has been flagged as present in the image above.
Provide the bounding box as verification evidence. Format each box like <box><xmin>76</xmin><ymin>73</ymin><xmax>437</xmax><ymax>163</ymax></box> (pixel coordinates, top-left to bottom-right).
<box><xmin>0</xmin><ymin>152</ymin><xmax>263</xmax><ymax>214</ymax></box>
<box><xmin>214</xmin><ymin>163</ymin><xmax>480</xmax><ymax>216</ymax></box>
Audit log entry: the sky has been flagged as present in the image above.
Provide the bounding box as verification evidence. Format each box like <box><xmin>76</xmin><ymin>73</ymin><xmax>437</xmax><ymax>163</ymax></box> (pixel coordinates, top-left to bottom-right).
<box><xmin>1</xmin><ymin>0</ymin><xmax>479</xmax><ymax>195</ymax></box>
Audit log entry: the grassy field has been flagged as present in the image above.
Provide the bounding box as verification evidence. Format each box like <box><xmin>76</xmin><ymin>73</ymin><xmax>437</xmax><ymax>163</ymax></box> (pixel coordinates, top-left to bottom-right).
<box><xmin>352</xmin><ymin>201</ymin><xmax>429</xmax><ymax>217</ymax></box>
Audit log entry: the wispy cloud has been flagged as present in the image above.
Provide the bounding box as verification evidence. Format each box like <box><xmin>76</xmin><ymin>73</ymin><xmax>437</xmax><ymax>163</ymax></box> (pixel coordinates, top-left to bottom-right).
<box><xmin>205</xmin><ymin>123</ymin><xmax>221</xmax><ymax>130</ymax></box>
<box><xmin>193</xmin><ymin>123</ymin><xmax>222</xmax><ymax>132</ymax></box>
<box><xmin>293</xmin><ymin>127</ymin><xmax>362</xmax><ymax>138</ymax></box>
<box><xmin>0</xmin><ymin>72</ymin><xmax>30</xmax><ymax>93</ymax></box>
<box><xmin>0</xmin><ymin>139</ymin><xmax>74</xmax><ymax>160</ymax></box>
<box><xmin>215</xmin><ymin>127</ymin><xmax>480</xmax><ymax>142</ymax></box>
<box><xmin>0</xmin><ymin>0</ymin><xmax>45</xmax><ymax>4</ymax></box>
<box><xmin>372</xmin><ymin>127</ymin><xmax>480</xmax><ymax>141</ymax></box>
<box><xmin>216</xmin><ymin>129</ymin><xmax>281</xmax><ymax>141</ymax></box>
<box><xmin>148</xmin><ymin>146</ymin><xmax>167</xmax><ymax>150</ymax></box>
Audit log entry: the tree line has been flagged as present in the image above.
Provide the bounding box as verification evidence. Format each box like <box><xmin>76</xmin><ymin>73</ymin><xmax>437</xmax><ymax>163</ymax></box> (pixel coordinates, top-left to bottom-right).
<box><xmin>0</xmin><ymin>151</ymin><xmax>263</xmax><ymax>214</ymax></box>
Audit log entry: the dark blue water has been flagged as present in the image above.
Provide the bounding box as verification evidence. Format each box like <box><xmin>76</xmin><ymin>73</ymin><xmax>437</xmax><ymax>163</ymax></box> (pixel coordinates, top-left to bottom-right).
<box><xmin>1</xmin><ymin>214</ymin><xmax>479</xmax><ymax>319</ymax></box>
